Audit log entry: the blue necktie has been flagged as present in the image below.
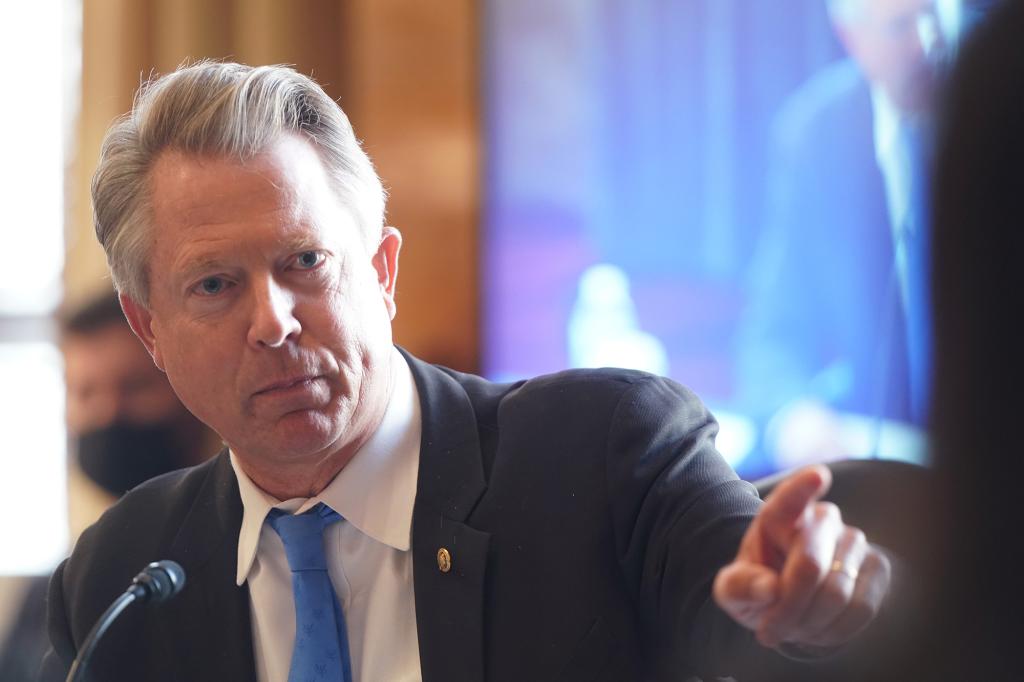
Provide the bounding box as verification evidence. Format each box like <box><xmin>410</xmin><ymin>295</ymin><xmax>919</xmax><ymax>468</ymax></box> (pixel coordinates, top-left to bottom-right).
<box><xmin>896</xmin><ymin>121</ymin><xmax>932</xmax><ymax>424</ymax></box>
<box><xmin>268</xmin><ymin>503</ymin><xmax>353</xmax><ymax>682</ymax></box>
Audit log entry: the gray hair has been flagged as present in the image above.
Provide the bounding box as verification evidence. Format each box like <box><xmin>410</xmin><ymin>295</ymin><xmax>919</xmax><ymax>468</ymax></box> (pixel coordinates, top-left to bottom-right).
<box><xmin>92</xmin><ymin>61</ymin><xmax>387</xmax><ymax>304</ymax></box>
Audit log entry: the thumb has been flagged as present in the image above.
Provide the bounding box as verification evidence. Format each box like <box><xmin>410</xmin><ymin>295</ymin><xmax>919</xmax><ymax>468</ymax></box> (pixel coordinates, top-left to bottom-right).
<box><xmin>714</xmin><ymin>561</ymin><xmax>780</xmax><ymax>628</ymax></box>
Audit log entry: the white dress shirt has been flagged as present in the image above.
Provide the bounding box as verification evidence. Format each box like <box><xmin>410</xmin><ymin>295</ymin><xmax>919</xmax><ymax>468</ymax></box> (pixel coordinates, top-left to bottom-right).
<box><xmin>871</xmin><ymin>87</ymin><xmax>925</xmax><ymax>310</ymax></box>
<box><xmin>230</xmin><ymin>348</ymin><xmax>423</xmax><ymax>682</ymax></box>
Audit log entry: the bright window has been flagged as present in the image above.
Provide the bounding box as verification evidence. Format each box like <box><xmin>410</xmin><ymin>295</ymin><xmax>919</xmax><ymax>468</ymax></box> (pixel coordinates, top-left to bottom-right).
<box><xmin>0</xmin><ymin>0</ymin><xmax>80</xmax><ymax>574</ymax></box>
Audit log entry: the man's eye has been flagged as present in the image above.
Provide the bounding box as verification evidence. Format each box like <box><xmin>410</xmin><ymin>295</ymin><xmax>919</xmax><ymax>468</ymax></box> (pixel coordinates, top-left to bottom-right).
<box><xmin>197</xmin><ymin>277</ymin><xmax>226</xmax><ymax>295</ymax></box>
<box><xmin>295</xmin><ymin>251</ymin><xmax>324</xmax><ymax>270</ymax></box>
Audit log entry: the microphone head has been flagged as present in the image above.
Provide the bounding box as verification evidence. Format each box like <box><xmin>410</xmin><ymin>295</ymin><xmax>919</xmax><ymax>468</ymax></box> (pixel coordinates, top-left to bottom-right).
<box><xmin>132</xmin><ymin>560</ymin><xmax>186</xmax><ymax>603</ymax></box>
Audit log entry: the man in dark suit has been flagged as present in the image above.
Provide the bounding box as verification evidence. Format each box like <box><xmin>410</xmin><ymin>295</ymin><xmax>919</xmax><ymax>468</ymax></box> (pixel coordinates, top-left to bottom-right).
<box><xmin>42</xmin><ymin>62</ymin><xmax>891</xmax><ymax>681</ymax></box>
<box><xmin>736</xmin><ymin>0</ymin><xmax>963</xmax><ymax>470</ymax></box>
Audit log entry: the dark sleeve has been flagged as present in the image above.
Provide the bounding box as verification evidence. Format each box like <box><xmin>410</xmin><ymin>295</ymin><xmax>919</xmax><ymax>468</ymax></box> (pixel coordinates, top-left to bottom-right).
<box><xmin>604</xmin><ymin>374</ymin><xmax>765</xmax><ymax>679</ymax></box>
<box><xmin>39</xmin><ymin>560</ymin><xmax>74</xmax><ymax>682</ymax></box>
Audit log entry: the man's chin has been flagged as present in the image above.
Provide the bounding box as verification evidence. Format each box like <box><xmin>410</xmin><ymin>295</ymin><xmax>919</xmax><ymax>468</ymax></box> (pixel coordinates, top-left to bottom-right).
<box><xmin>231</xmin><ymin>413</ymin><xmax>345</xmax><ymax>461</ymax></box>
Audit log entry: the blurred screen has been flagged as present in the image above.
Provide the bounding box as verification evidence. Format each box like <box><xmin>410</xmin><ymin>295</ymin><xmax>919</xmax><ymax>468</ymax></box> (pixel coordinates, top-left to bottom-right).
<box><xmin>482</xmin><ymin>0</ymin><xmax>980</xmax><ymax>477</ymax></box>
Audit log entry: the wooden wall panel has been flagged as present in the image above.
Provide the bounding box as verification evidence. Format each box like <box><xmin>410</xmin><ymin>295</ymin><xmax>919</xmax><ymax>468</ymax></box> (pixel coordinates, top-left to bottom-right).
<box><xmin>341</xmin><ymin>0</ymin><xmax>480</xmax><ymax>371</ymax></box>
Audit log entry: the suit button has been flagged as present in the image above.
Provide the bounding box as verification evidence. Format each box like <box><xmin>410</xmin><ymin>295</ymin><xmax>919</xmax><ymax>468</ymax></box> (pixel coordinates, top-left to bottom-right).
<box><xmin>437</xmin><ymin>547</ymin><xmax>452</xmax><ymax>573</ymax></box>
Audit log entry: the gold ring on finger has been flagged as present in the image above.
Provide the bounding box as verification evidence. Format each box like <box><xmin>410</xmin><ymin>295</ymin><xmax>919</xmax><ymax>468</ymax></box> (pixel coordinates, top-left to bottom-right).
<box><xmin>830</xmin><ymin>559</ymin><xmax>859</xmax><ymax>581</ymax></box>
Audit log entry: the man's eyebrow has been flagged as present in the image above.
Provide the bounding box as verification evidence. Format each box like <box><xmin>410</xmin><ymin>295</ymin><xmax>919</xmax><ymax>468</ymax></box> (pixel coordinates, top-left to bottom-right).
<box><xmin>277</xmin><ymin>234</ymin><xmax>322</xmax><ymax>253</ymax></box>
<box><xmin>167</xmin><ymin>231</ymin><xmax>327</xmax><ymax>282</ymax></box>
<box><xmin>172</xmin><ymin>256</ymin><xmax>231</xmax><ymax>284</ymax></box>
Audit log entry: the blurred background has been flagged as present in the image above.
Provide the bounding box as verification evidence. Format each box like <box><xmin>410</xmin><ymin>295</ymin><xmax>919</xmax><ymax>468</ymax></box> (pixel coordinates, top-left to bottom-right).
<box><xmin>0</xmin><ymin>0</ymin><xmax>999</xmax><ymax>654</ymax></box>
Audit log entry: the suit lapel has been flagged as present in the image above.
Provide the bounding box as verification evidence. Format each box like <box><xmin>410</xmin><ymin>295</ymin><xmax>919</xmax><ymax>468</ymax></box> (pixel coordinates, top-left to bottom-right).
<box><xmin>402</xmin><ymin>350</ymin><xmax>491</xmax><ymax>682</ymax></box>
<box><xmin>165</xmin><ymin>452</ymin><xmax>257</xmax><ymax>682</ymax></box>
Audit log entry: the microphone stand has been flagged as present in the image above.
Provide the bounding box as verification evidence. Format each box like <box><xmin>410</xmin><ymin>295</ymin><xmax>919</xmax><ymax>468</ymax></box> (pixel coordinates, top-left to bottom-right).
<box><xmin>65</xmin><ymin>560</ymin><xmax>185</xmax><ymax>682</ymax></box>
<box><xmin>65</xmin><ymin>589</ymin><xmax>142</xmax><ymax>682</ymax></box>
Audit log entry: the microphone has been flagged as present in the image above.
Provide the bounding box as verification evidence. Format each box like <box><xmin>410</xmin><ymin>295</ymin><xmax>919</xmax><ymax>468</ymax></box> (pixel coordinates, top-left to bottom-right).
<box><xmin>128</xmin><ymin>560</ymin><xmax>186</xmax><ymax>603</ymax></box>
<box><xmin>66</xmin><ymin>560</ymin><xmax>186</xmax><ymax>682</ymax></box>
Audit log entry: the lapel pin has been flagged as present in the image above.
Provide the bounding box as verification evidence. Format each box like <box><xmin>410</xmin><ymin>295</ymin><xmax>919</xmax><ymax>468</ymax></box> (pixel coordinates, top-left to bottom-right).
<box><xmin>437</xmin><ymin>547</ymin><xmax>452</xmax><ymax>573</ymax></box>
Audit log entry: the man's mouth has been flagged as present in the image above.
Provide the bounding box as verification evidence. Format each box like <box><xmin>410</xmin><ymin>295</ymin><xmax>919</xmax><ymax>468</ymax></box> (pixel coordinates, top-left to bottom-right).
<box><xmin>253</xmin><ymin>374</ymin><xmax>321</xmax><ymax>396</ymax></box>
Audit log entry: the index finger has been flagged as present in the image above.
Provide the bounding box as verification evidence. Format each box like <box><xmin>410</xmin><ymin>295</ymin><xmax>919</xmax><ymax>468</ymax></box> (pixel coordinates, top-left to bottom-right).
<box><xmin>759</xmin><ymin>465</ymin><xmax>832</xmax><ymax>550</ymax></box>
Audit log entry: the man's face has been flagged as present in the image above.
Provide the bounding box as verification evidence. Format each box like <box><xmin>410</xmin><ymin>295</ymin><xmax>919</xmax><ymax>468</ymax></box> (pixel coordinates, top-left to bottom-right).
<box><xmin>122</xmin><ymin>135</ymin><xmax>401</xmax><ymax>474</ymax></box>
<box><xmin>64</xmin><ymin>323</ymin><xmax>184</xmax><ymax>433</ymax></box>
<box><xmin>837</xmin><ymin>0</ymin><xmax>949</xmax><ymax>113</ymax></box>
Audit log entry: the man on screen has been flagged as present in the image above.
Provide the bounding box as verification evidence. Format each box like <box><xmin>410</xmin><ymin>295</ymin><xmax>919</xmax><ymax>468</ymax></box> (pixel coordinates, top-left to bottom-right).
<box><xmin>42</xmin><ymin>62</ymin><xmax>891</xmax><ymax>681</ymax></box>
<box><xmin>736</xmin><ymin>0</ymin><xmax>967</xmax><ymax>470</ymax></box>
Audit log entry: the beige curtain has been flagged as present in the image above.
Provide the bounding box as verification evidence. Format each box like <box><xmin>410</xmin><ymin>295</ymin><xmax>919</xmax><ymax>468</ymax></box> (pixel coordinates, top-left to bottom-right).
<box><xmin>68</xmin><ymin>0</ymin><xmax>480</xmax><ymax>370</ymax></box>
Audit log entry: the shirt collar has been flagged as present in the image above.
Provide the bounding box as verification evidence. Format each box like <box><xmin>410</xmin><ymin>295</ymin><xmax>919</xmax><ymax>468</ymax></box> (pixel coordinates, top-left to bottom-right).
<box><xmin>232</xmin><ymin>347</ymin><xmax>422</xmax><ymax>586</ymax></box>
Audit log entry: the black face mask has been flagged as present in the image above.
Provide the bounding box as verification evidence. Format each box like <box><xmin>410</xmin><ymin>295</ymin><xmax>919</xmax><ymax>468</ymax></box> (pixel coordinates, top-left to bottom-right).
<box><xmin>76</xmin><ymin>421</ymin><xmax>189</xmax><ymax>497</ymax></box>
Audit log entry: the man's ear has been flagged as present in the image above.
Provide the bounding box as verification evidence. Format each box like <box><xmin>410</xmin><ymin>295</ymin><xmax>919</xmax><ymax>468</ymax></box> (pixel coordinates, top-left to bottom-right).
<box><xmin>118</xmin><ymin>293</ymin><xmax>166</xmax><ymax>371</ymax></box>
<box><xmin>373</xmin><ymin>226</ymin><xmax>402</xmax><ymax>320</ymax></box>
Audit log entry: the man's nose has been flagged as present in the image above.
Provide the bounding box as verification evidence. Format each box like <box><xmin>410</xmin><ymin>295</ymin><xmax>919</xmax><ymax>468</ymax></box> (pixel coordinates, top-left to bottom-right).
<box><xmin>247</xmin><ymin>276</ymin><xmax>301</xmax><ymax>348</ymax></box>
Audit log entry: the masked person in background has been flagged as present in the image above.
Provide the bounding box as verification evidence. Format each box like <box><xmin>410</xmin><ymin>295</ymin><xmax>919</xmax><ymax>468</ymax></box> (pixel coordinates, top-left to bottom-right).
<box><xmin>63</xmin><ymin>291</ymin><xmax>214</xmax><ymax>518</ymax></box>
<box><xmin>0</xmin><ymin>292</ymin><xmax>214</xmax><ymax>682</ymax></box>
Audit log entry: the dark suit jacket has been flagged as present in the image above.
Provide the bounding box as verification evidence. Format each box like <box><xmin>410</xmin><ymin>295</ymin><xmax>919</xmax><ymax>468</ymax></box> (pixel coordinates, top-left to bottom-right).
<box><xmin>42</xmin><ymin>351</ymin><xmax>766</xmax><ymax>681</ymax></box>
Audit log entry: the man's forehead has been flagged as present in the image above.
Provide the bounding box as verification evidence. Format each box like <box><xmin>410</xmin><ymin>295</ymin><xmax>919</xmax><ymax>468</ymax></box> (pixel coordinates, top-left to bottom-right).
<box><xmin>144</xmin><ymin>137</ymin><xmax>367</xmax><ymax>280</ymax></box>
<box><xmin>150</xmin><ymin>148</ymin><xmax>303</xmax><ymax>214</ymax></box>
<box><xmin>147</xmin><ymin>144</ymin><xmax>337</xmax><ymax>241</ymax></box>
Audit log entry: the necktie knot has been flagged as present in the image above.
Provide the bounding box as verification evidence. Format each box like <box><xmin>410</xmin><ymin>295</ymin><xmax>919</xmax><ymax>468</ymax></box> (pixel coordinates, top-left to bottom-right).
<box><xmin>268</xmin><ymin>503</ymin><xmax>341</xmax><ymax>572</ymax></box>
